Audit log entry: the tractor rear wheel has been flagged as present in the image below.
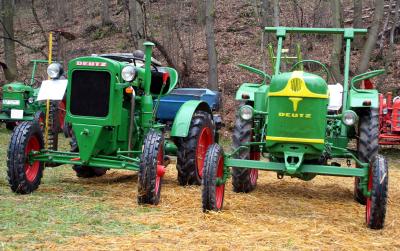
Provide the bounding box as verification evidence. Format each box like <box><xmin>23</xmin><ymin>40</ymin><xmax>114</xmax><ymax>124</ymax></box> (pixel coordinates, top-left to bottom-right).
<box><xmin>202</xmin><ymin>143</ymin><xmax>225</xmax><ymax>211</ymax></box>
<box><xmin>232</xmin><ymin>111</ymin><xmax>260</xmax><ymax>193</ymax></box>
<box><xmin>70</xmin><ymin>135</ymin><xmax>107</xmax><ymax>178</ymax></box>
<box><xmin>33</xmin><ymin>111</ymin><xmax>45</xmax><ymax>130</ymax></box>
<box><xmin>138</xmin><ymin>129</ymin><xmax>165</xmax><ymax>205</ymax></box>
<box><xmin>355</xmin><ymin>109</ymin><xmax>379</xmax><ymax>205</ymax></box>
<box><xmin>72</xmin><ymin>165</ymin><xmax>107</xmax><ymax>178</ymax></box>
<box><xmin>5</xmin><ymin>122</ymin><xmax>16</xmax><ymax>130</ymax></box>
<box><xmin>176</xmin><ymin>110</ymin><xmax>214</xmax><ymax>186</ymax></box>
<box><xmin>7</xmin><ymin>121</ymin><xmax>44</xmax><ymax>194</ymax></box>
<box><xmin>366</xmin><ymin>155</ymin><xmax>388</xmax><ymax>229</ymax></box>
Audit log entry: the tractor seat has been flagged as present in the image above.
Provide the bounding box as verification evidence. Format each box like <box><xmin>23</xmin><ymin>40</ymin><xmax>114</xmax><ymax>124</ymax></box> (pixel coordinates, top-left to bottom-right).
<box><xmin>150</xmin><ymin>69</ymin><xmax>171</xmax><ymax>95</ymax></box>
<box><xmin>328</xmin><ymin>83</ymin><xmax>343</xmax><ymax>111</ymax></box>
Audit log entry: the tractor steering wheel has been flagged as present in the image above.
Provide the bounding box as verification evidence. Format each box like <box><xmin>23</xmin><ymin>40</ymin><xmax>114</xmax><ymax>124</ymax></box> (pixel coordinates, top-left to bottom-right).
<box><xmin>290</xmin><ymin>60</ymin><xmax>333</xmax><ymax>83</ymax></box>
<box><xmin>23</xmin><ymin>77</ymin><xmax>41</xmax><ymax>88</ymax></box>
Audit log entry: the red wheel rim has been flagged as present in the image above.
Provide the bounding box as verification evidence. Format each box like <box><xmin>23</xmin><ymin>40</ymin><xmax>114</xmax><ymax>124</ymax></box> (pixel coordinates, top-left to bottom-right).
<box><xmin>155</xmin><ymin>144</ymin><xmax>164</xmax><ymax>195</ymax></box>
<box><xmin>38</xmin><ymin>115</ymin><xmax>44</xmax><ymax>130</ymax></box>
<box><xmin>59</xmin><ymin>101</ymin><xmax>66</xmax><ymax>130</ymax></box>
<box><xmin>215</xmin><ymin>155</ymin><xmax>225</xmax><ymax>209</ymax></box>
<box><xmin>249</xmin><ymin>151</ymin><xmax>260</xmax><ymax>185</ymax></box>
<box><xmin>196</xmin><ymin>127</ymin><xmax>213</xmax><ymax>178</ymax></box>
<box><xmin>24</xmin><ymin>135</ymin><xmax>40</xmax><ymax>182</ymax></box>
<box><xmin>366</xmin><ymin>165</ymin><xmax>373</xmax><ymax>223</ymax></box>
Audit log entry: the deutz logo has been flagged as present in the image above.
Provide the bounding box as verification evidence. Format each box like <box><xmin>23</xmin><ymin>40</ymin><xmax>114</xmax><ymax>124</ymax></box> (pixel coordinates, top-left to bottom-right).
<box><xmin>76</xmin><ymin>61</ymin><xmax>107</xmax><ymax>67</ymax></box>
<box><xmin>277</xmin><ymin>96</ymin><xmax>312</xmax><ymax>119</ymax></box>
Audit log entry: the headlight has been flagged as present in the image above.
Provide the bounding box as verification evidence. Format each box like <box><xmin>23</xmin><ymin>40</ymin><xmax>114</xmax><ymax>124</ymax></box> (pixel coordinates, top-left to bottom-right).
<box><xmin>47</xmin><ymin>63</ymin><xmax>63</xmax><ymax>79</ymax></box>
<box><xmin>239</xmin><ymin>105</ymin><xmax>253</xmax><ymax>120</ymax></box>
<box><xmin>28</xmin><ymin>97</ymin><xmax>35</xmax><ymax>104</ymax></box>
<box><xmin>121</xmin><ymin>65</ymin><xmax>136</xmax><ymax>82</ymax></box>
<box><xmin>342</xmin><ymin>110</ymin><xmax>358</xmax><ymax>126</ymax></box>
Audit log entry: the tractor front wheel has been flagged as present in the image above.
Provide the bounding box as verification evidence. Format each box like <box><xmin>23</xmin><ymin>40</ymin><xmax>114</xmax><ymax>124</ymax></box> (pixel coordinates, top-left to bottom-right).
<box><xmin>176</xmin><ymin>110</ymin><xmax>214</xmax><ymax>186</ymax></box>
<box><xmin>366</xmin><ymin>155</ymin><xmax>388</xmax><ymax>229</ymax></box>
<box><xmin>355</xmin><ymin>109</ymin><xmax>379</xmax><ymax>205</ymax></box>
<box><xmin>138</xmin><ymin>130</ymin><xmax>165</xmax><ymax>205</ymax></box>
<box><xmin>202</xmin><ymin>143</ymin><xmax>225</xmax><ymax>212</ymax></box>
<box><xmin>7</xmin><ymin>121</ymin><xmax>44</xmax><ymax>194</ymax></box>
<box><xmin>232</xmin><ymin>112</ymin><xmax>260</xmax><ymax>193</ymax></box>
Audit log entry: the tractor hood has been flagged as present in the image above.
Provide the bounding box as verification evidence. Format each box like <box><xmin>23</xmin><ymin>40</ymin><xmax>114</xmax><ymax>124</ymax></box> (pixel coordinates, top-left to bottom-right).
<box><xmin>3</xmin><ymin>82</ymin><xmax>34</xmax><ymax>93</ymax></box>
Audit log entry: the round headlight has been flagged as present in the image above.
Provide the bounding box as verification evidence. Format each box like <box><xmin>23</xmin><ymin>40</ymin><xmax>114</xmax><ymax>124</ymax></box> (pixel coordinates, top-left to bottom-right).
<box><xmin>47</xmin><ymin>63</ymin><xmax>62</xmax><ymax>79</ymax></box>
<box><xmin>342</xmin><ymin>110</ymin><xmax>358</xmax><ymax>126</ymax></box>
<box><xmin>239</xmin><ymin>105</ymin><xmax>254</xmax><ymax>120</ymax></box>
<box><xmin>122</xmin><ymin>65</ymin><xmax>136</xmax><ymax>82</ymax></box>
<box><xmin>28</xmin><ymin>97</ymin><xmax>35</xmax><ymax>104</ymax></box>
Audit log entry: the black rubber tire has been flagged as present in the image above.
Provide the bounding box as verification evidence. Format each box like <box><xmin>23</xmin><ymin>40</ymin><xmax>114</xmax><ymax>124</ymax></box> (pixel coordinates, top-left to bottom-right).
<box><xmin>202</xmin><ymin>143</ymin><xmax>225</xmax><ymax>212</ymax></box>
<box><xmin>366</xmin><ymin>155</ymin><xmax>388</xmax><ymax>229</ymax></box>
<box><xmin>176</xmin><ymin>110</ymin><xmax>214</xmax><ymax>186</ymax></box>
<box><xmin>355</xmin><ymin>109</ymin><xmax>379</xmax><ymax>205</ymax></box>
<box><xmin>33</xmin><ymin>111</ymin><xmax>45</xmax><ymax>130</ymax></box>
<box><xmin>5</xmin><ymin>122</ymin><xmax>16</xmax><ymax>130</ymax></box>
<box><xmin>70</xmin><ymin>135</ymin><xmax>107</xmax><ymax>178</ymax></box>
<box><xmin>72</xmin><ymin>165</ymin><xmax>107</xmax><ymax>178</ymax></box>
<box><xmin>7</xmin><ymin>121</ymin><xmax>44</xmax><ymax>194</ymax></box>
<box><xmin>231</xmin><ymin>109</ymin><xmax>259</xmax><ymax>193</ymax></box>
<box><xmin>138</xmin><ymin>129</ymin><xmax>164</xmax><ymax>205</ymax></box>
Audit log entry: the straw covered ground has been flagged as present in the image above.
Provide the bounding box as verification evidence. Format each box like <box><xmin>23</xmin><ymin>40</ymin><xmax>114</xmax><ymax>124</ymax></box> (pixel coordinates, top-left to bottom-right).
<box><xmin>0</xmin><ymin>128</ymin><xmax>399</xmax><ymax>250</ymax></box>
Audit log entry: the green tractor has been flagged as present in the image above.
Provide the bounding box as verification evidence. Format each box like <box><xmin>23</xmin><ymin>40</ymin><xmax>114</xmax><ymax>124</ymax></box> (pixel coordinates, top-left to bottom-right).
<box><xmin>6</xmin><ymin>42</ymin><xmax>221</xmax><ymax>205</ymax></box>
<box><xmin>0</xmin><ymin>59</ymin><xmax>65</xmax><ymax>150</ymax></box>
<box><xmin>201</xmin><ymin>27</ymin><xmax>388</xmax><ymax>229</ymax></box>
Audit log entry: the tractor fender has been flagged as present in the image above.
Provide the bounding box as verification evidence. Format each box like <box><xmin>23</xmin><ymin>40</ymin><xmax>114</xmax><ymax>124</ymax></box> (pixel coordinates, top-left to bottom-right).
<box><xmin>235</xmin><ymin>83</ymin><xmax>261</xmax><ymax>101</ymax></box>
<box><xmin>171</xmin><ymin>100</ymin><xmax>212</xmax><ymax>137</ymax></box>
<box><xmin>349</xmin><ymin>89</ymin><xmax>379</xmax><ymax>109</ymax></box>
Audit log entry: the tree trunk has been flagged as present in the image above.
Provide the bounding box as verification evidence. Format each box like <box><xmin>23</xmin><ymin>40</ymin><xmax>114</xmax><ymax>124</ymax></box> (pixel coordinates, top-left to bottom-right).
<box><xmin>128</xmin><ymin>0</ymin><xmax>144</xmax><ymax>49</ymax></box>
<box><xmin>1</xmin><ymin>0</ymin><xmax>17</xmax><ymax>81</ymax></box>
<box><xmin>205</xmin><ymin>0</ymin><xmax>218</xmax><ymax>91</ymax></box>
<box><xmin>261</xmin><ymin>0</ymin><xmax>273</xmax><ymax>71</ymax></box>
<box><xmin>386</xmin><ymin>0</ymin><xmax>400</xmax><ymax>71</ymax></box>
<box><xmin>273</xmin><ymin>0</ymin><xmax>280</xmax><ymax>26</ymax></box>
<box><xmin>101</xmin><ymin>0</ymin><xmax>112</xmax><ymax>26</ymax></box>
<box><xmin>358</xmin><ymin>0</ymin><xmax>384</xmax><ymax>73</ymax></box>
<box><xmin>353</xmin><ymin>0</ymin><xmax>363</xmax><ymax>48</ymax></box>
<box><xmin>330</xmin><ymin>0</ymin><xmax>343</xmax><ymax>82</ymax></box>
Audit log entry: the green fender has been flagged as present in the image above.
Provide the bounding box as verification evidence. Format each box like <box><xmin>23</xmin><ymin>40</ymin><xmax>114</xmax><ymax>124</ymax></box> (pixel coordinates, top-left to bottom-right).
<box><xmin>349</xmin><ymin>89</ymin><xmax>379</xmax><ymax>109</ymax></box>
<box><xmin>171</xmin><ymin>100</ymin><xmax>212</xmax><ymax>137</ymax></box>
<box><xmin>235</xmin><ymin>83</ymin><xmax>262</xmax><ymax>101</ymax></box>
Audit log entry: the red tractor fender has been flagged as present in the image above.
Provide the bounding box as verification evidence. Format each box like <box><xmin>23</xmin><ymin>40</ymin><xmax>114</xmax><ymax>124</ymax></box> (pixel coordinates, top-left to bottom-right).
<box><xmin>392</xmin><ymin>96</ymin><xmax>400</xmax><ymax>132</ymax></box>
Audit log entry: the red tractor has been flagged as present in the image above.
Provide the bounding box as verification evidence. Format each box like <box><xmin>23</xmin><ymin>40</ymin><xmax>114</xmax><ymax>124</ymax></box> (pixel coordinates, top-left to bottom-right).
<box><xmin>379</xmin><ymin>90</ymin><xmax>400</xmax><ymax>145</ymax></box>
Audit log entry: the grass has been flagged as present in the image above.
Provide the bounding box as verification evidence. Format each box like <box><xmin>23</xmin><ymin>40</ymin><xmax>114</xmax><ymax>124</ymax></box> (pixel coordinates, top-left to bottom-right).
<box><xmin>0</xmin><ymin>125</ymin><xmax>399</xmax><ymax>249</ymax></box>
<box><xmin>0</xmin><ymin>127</ymin><xmax>160</xmax><ymax>249</ymax></box>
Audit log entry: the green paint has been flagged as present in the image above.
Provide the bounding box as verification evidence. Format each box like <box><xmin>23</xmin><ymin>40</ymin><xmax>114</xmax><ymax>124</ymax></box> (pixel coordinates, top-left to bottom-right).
<box><xmin>218</xmin><ymin>27</ymin><xmax>381</xmax><ymax>198</ymax></box>
<box><xmin>170</xmin><ymin>100</ymin><xmax>211</xmax><ymax>137</ymax></box>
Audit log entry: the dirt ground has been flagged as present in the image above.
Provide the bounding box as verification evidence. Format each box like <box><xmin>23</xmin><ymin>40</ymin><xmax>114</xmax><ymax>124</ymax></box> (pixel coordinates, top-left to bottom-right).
<box><xmin>21</xmin><ymin>164</ymin><xmax>400</xmax><ymax>249</ymax></box>
<box><xmin>0</xmin><ymin>132</ymin><xmax>399</xmax><ymax>250</ymax></box>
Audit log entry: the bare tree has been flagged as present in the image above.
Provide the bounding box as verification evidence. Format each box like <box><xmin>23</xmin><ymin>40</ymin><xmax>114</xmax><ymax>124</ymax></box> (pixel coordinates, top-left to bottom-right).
<box><xmin>330</xmin><ymin>0</ymin><xmax>343</xmax><ymax>82</ymax></box>
<box><xmin>128</xmin><ymin>0</ymin><xmax>144</xmax><ymax>49</ymax></box>
<box><xmin>386</xmin><ymin>0</ymin><xmax>400</xmax><ymax>70</ymax></box>
<box><xmin>205</xmin><ymin>0</ymin><xmax>218</xmax><ymax>90</ymax></box>
<box><xmin>353</xmin><ymin>0</ymin><xmax>363</xmax><ymax>48</ymax></box>
<box><xmin>261</xmin><ymin>0</ymin><xmax>273</xmax><ymax>71</ymax></box>
<box><xmin>1</xmin><ymin>0</ymin><xmax>17</xmax><ymax>81</ymax></box>
<box><xmin>102</xmin><ymin>0</ymin><xmax>112</xmax><ymax>26</ymax></box>
<box><xmin>358</xmin><ymin>0</ymin><xmax>384</xmax><ymax>73</ymax></box>
<box><xmin>273</xmin><ymin>0</ymin><xmax>279</xmax><ymax>26</ymax></box>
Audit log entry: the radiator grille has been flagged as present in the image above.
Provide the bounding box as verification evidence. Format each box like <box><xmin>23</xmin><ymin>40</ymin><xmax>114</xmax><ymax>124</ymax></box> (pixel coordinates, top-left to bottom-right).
<box><xmin>70</xmin><ymin>70</ymin><xmax>111</xmax><ymax>117</ymax></box>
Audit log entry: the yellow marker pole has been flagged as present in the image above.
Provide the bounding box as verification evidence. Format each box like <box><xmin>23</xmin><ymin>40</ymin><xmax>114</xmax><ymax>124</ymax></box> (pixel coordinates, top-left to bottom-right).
<box><xmin>45</xmin><ymin>32</ymin><xmax>53</xmax><ymax>149</ymax></box>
